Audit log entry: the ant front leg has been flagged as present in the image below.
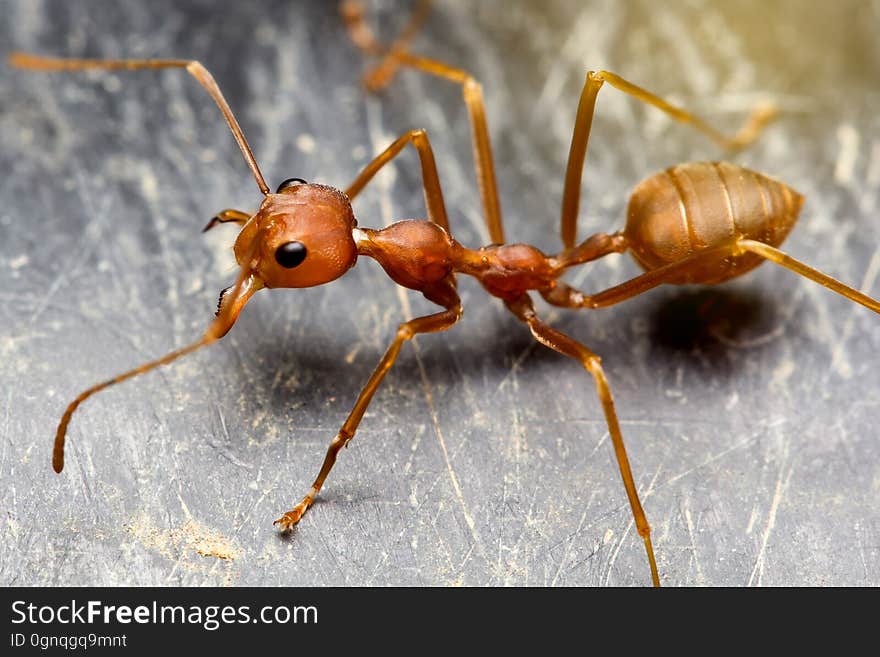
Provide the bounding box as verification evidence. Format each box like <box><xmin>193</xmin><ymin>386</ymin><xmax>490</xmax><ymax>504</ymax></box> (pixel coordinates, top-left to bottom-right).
<box><xmin>342</xmin><ymin>0</ymin><xmax>505</xmax><ymax>243</ymax></box>
<box><xmin>274</xmin><ymin>277</ymin><xmax>462</xmax><ymax>530</ymax></box>
<box><xmin>560</xmin><ymin>71</ymin><xmax>777</xmax><ymax>249</ymax></box>
<box><xmin>505</xmin><ymin>294</ymin><xmax>660</xmax><ymax>587</ymax></box>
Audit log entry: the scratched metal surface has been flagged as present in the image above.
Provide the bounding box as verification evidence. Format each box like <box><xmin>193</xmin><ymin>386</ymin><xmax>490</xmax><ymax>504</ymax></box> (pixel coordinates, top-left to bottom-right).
<box><xmin>2</xmin><ymin>0</ymin><xmax>879</xmax><ymax>587</ymax></box>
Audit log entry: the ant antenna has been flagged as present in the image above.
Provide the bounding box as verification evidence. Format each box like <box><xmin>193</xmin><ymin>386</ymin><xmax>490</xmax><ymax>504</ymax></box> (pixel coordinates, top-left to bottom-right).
<box><xmin>8</xmin><ymin>53</ymin><xmax>271</xmax><ymax>196</ymax></box>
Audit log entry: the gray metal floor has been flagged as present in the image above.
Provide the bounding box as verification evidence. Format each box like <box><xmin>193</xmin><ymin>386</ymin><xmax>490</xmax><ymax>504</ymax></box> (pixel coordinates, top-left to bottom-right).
<box><xmin>2</xmin><ymin>0</ymin><xmax>878</xmax><ymax>586</ymax></box>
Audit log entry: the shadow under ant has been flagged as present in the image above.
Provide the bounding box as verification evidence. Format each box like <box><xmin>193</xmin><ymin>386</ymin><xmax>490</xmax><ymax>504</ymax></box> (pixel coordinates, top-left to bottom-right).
<box><xmin>644</xmin><ymin>285</ymin><xmax>781</xmax><ymax>358</ymax></box>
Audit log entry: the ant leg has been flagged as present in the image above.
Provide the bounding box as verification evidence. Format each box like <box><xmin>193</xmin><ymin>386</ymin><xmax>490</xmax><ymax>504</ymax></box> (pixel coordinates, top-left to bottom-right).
<box><xmin>275</xmin><ymin>279</ymin><xmax>462</xmax><ymax>530</ymax></box>
<box><xmin>346</xmin><ymin>129</ymin><xmax>451</xmax><ymax>233</ymax></box>
<box><xmin>736</xmin><ymin>240</ymin><xmax>880</xmax><ymax>312</ymax></box>
<box><xmin>53</xmin><ymin>264</ymin><xmax>263</xmax><ymax>473</ymax></box>
<box><xmin>342</xmin><ymin>1</ymin><xmax>504</xmax><ymax>243</ymax></box>
<box><xmin>341</xmin><ymin>0</ymin><xmax>433</xmax><ymax>88</ymax></box>
<box><xmin>202</xmin><ymin>209</ymin><xmax>250</xmax><ymax>233</ymax></box>
<box><xmin>560</xmin><ymin>70</ymin><xmax>777</xmax><ymax>249</ymax></box>
<box><xmin>551</xmin><ymin>231</ymin><xmax>629</xmax><ymax>270</ymax></box>
<box><xmin>542</xmin><ymin>240</ymin><xmax>880</xmax><ymax>314</ymax></box>
<box><xmin>505</xmin><ymin>294</ymin><xmax>660</xmax><ymax>587</ymax></box>
<box><xmin>8</xmin><ymin>53</ymin><xmax>270</xmax><ymax>195</ymax></box>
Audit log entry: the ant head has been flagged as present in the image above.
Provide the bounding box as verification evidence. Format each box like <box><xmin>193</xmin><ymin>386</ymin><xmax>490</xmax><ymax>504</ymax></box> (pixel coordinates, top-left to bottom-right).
<box><xmin>235</xmin><ymin>178</ymin><xmax>358</xmax><ymax>288</ymax></box>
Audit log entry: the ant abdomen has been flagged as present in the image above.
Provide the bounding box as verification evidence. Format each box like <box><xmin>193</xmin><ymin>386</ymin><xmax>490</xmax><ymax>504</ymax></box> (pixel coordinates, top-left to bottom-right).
<box><xmin>625</xmin><ymin>161</ymin><xmax>804</xmax><ymax>284</ymax></box>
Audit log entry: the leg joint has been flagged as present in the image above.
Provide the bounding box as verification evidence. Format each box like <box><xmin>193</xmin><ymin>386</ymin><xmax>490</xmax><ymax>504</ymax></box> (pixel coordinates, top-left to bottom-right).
<box><xmin>333</xmin><ymin>430</ymin><xmax>352</xmax><ymax>449</ymax></box>
<box><xmin>184</xmin><ymin>60</ymin><xmax>206</xmax><ymax>76</ymax></box>
<box><xmin>583</xmin><ymin>354</ymin><xmax>602</xmax><ymax>373</ymax></box>
<box><xmin>587</xmin><ymin>70</ymin><xmax>608</xmax><ymax>85</ymax></box>
<box><xmin>463</xmin><ymin>76</ymin><xmax>481</xmax><ymax>94</ymax></box>
<box><xmin>396</xmin><ymin>324</ymin><xmax>415</xmax><ymax>341</ymax></box>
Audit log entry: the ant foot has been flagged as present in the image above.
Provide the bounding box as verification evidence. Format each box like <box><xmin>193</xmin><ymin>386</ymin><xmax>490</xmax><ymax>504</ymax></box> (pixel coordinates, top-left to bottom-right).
<box><xmin>273</xmin><ymin>496</ymin><xmax>313</xmax><ymax>531</ymax></box>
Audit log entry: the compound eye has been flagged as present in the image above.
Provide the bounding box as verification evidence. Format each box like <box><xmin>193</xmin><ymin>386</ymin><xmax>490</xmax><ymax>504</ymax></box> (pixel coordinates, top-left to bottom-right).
<box><xmin>276</xmin><ymin>177</ymin><xmax>308</xmax><ymax>193</ymax></box>
<box><xmin>274</xmin><ymin>241</ymin><xmax>308</xmax><ymax>268</ymax></box>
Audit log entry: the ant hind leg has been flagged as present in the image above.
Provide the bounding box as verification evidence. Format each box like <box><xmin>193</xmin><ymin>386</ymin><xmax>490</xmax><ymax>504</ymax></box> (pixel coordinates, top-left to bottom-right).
<box><xmin>559</xmin><ymin>70</ymin><xmax>777</xmax><ymax>249</ymax></box>
<box><xmin>542</xmin><ymin>239</ymin><xmax>880</xmax><ymax>315</ymax></box>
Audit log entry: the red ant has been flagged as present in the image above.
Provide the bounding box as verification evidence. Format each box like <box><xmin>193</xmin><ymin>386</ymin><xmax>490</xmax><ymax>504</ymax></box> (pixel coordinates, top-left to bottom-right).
<box><xmin>9</xmin><ymin>3</ymin><xmax>880</xmax><ymax>587</ymax></box>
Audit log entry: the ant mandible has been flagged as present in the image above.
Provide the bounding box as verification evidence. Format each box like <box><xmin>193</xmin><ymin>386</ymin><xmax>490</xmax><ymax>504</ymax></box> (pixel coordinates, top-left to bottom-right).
<box><xmin>10</xmin><ymin>2</ymin><xmax>880</xmax><ymax>587</ymax></box>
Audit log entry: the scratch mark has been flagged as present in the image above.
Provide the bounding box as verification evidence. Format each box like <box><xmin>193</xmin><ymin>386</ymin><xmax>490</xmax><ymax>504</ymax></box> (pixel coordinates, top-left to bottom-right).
<box><xmin>28</xmin><ymin>165</ymin><xmax>110</xmax><ymax>325</ymax></box>
<box><xmin>806</xmin><ymin>277</ymin><xmax>850</xmax><ymax>379</ymax></box>
<box><xmin>866</xmin><ymin>140</ymin><xmax>880</xmax><ymax>188</ymax></box>
<box><xmin>177</xmin><ymin>492</ymin><xmax>193</xmax><ymax>522</ymax></box>
<box><xmin>210</xmin><ymin>405</ymin><xmax>252</xmax><ymax>470</ymax></box>
<box><xmin>550</xmin><ymin>502</ymin><xmax>592</xmax><ymax>587</ymax></box>
<box><xmin>683</xmin><ymin>504</ymin><xmax>706</xmax><ymax>585</ymax></box>
<box><xmin>829</xmin><ymin>246</ymin><xmax>880</xmax><ymax>379</ymax></box>
<box><xmin>663</xmin><ymin>434</ymin><xmax>759</xmax><ymax>488</ymax></box>
<box><xmin>586</xmin><ymin>430</ymin><xmax>610</xmax><ymax>460</ymax></box>
<box><xmin>497</xmin><ymin>362</ymin><xmax>529</xmax><ymax>587</ymax></box>
<box><xmin>745</xmin><ymin>505</ymin><xmax>759</xmax><ymax>535</ymax></box>
<box><xmin>747</xmin><ymin>464</ymin><xmax>793</xmax><ymax>587</ymax></box>
<box><xmin>855</xmin><ymin>523</ymin><xmax>869</xmax><ymax>583</ymax></box>
<box><xmin>414</xmin><ymin>339</ymin><xmax>490</xmax><ymax>570</ymax></box>
<box><xmin>833</xmin><ymin>124</ymin><xmax>859</xmax><ymax>186</ymax></box>
<box><xmin>494</xmin><ymin>341</ymin><xmax>539</xmax><ymax>394</ymax></box>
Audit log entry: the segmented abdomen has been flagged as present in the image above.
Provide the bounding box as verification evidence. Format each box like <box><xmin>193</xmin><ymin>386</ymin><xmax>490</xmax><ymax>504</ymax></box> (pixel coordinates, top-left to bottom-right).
<box><xmin>624</xmin><ymin>161</ymin><xmax>803</xmax><ymax>284</ymax></box>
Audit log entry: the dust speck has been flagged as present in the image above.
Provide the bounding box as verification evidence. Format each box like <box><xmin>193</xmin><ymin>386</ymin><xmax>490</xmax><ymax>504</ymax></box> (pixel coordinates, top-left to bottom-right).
<box><xmin>124</xmin><ymin>513</ymin><xmax>242</xmax><ymax>573</ymax></box>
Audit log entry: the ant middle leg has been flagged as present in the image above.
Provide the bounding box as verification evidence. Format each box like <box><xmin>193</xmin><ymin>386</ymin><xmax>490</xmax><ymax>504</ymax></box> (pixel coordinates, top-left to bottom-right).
<box><xmin>274</xmin><ymin>277</ymin><xmax>462</xmax><ymax>530</ymax></box>
<box><xmin>560</xmin><ymin>71</ymin><xmax>777</xmax><ymax>249</ymax></box>
<box><xmin>505</xmin><ymin>294</ymin><xmax>660</xmax><ymax>586</ymax></box>
<box><xmin>542</xmin><ymin>240</ymin><xmax>880</xmax><ymax>314</ymax></box>
<box><xmin>346</xmin><ymin>128</ymin><xmax>451</xmax><ymax>233</ymax></box>
<box><xmin>342</xmin><ymin>0</ymin><xmax>505</xmax><ymax>244</ymax></box>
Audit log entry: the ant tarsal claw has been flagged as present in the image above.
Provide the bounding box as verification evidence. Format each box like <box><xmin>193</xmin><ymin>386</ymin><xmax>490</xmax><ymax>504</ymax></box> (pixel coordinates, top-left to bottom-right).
<box><xmin>273</xmin><ymin>499</ymin><xmax>313</xmax><ymax>531</ymax></box>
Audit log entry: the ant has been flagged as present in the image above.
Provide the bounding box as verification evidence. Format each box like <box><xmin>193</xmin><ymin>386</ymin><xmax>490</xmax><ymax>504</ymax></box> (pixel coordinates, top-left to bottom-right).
<box><xmin>9</xmin><ymin>2</ymin><xmax>880</xmax><ymax>587</ymax></box>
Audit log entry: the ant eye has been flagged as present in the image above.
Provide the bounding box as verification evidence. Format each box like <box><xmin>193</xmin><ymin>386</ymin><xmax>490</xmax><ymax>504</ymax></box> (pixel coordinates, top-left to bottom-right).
<box><xmin>276</xmin><ymin>177</ymin><xmax>308</xmax><ymax>193</ymax></box>
<box><xmin>275</xmin><ymin>241</ymin><xmax>308</xmax><ymax>268</ymax></box>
